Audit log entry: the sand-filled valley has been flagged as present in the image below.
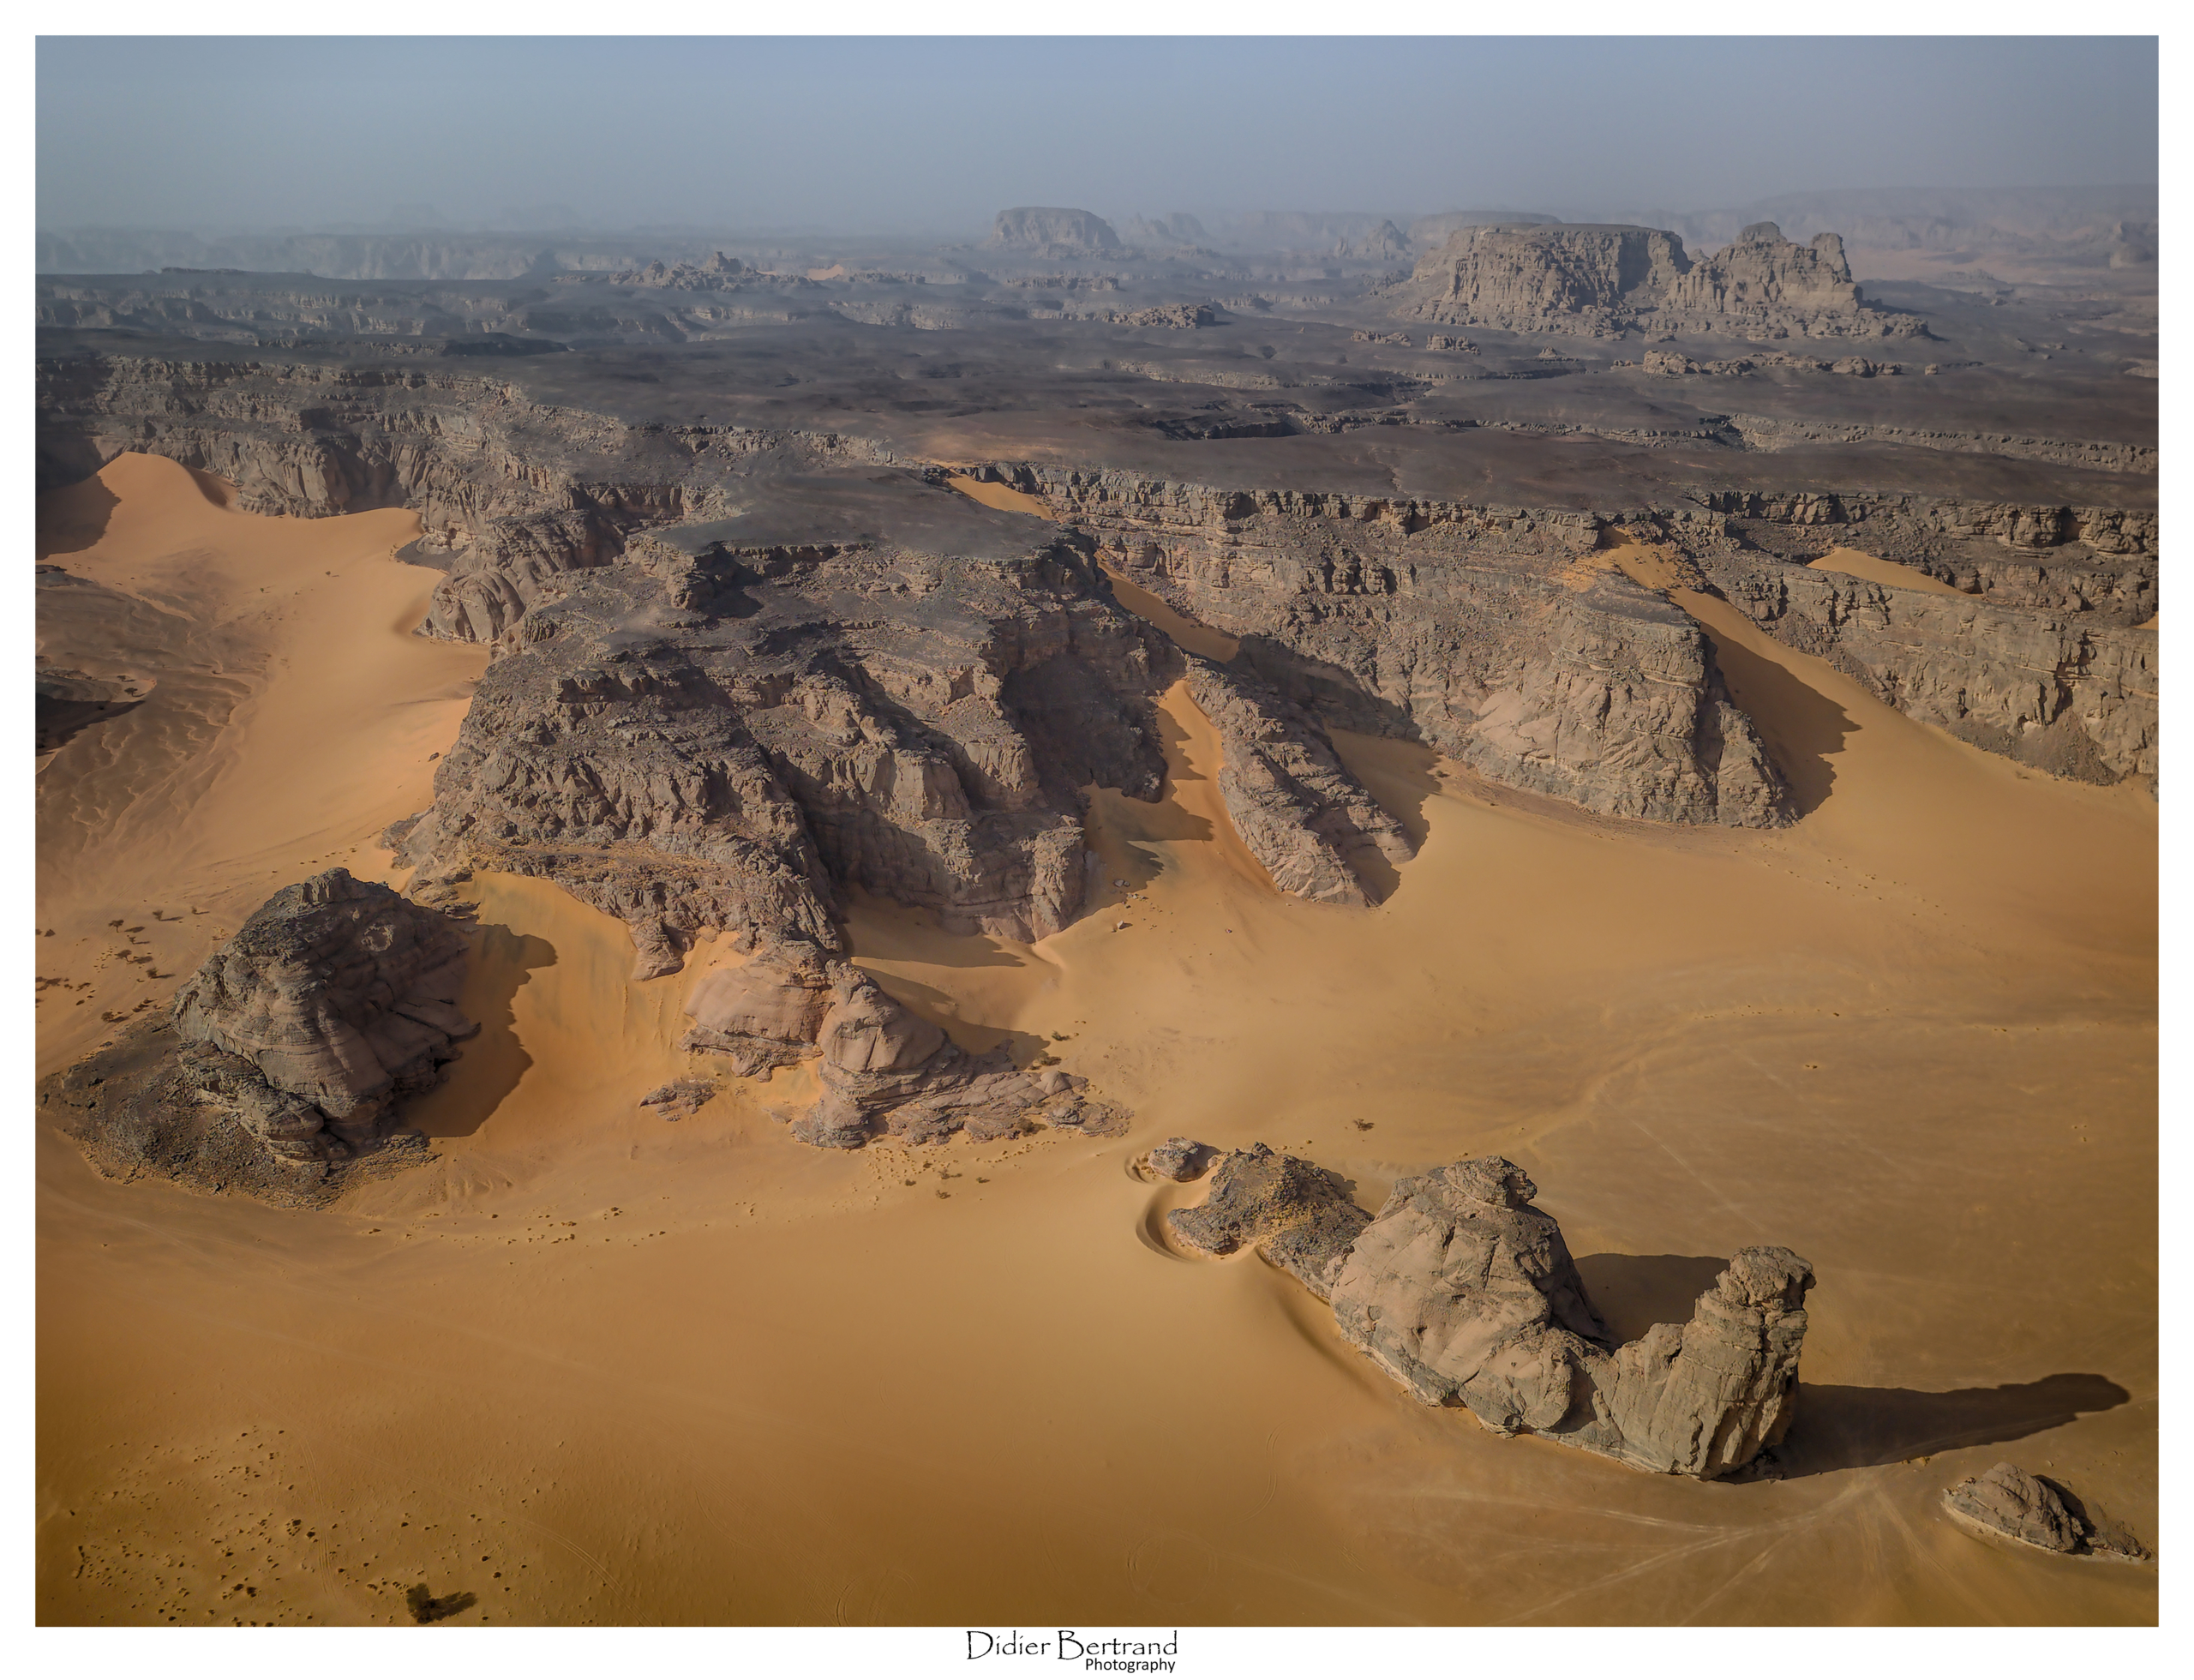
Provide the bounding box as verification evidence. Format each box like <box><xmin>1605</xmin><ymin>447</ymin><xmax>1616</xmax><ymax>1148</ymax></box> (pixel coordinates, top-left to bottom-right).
<box><xmin>34</xmin><ymin>457</ymin><xmax>2156</xmax><ymax>1626</ymax></box>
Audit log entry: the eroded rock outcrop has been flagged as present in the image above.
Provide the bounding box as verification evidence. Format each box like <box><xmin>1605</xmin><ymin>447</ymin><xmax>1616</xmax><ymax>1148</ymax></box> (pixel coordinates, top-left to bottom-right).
<box><xmin>40</xmin><ymin>870</ymin><xmax>470</xmax><ymax>1204</ymax></box>
<box><xmin>1171</xmin><ymin>1149</ymin><xmax>1816</xmax><ymax>1479</ymax></box>
<box><xmin>1165</xmin><ymin>1143</ymin><xmax>1372</xmax><ymax>1300</ymax></box>
<box><xmin>1184</xmin><ymin>656</ymin><xmax>1414</xmax><ymax>905</ymax></box>
<box><xmin>1942</xmin><ymin>1462</ymin><xmax>2151</xmax><ymax>1563</ymax></box>
<box><xmin>396</xmin><ymin>509</ymin><xmax>1171</xmax><ymax>976</ymax></box>
<box><xmin>680</xmin><ymin>949</ymin><xmax>1125</xmax><ymax>1149</ymax></box>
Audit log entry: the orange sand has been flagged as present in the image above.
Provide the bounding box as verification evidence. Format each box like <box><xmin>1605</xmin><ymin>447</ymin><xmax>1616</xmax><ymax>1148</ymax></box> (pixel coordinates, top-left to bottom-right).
<box><xmin>36</xmin><ymin>468</ymin><xmax>2155</xmax><ymax>1624</ymax></box>
<box><xmin>1809</xmin><ymin>545</ymin><xmax>1969</xmax><ymax>596</ymax></box>
<box><xmin>943</xmin><ymin>474</ymin><xmax>1053</xmax><ymax>519</ymax></box>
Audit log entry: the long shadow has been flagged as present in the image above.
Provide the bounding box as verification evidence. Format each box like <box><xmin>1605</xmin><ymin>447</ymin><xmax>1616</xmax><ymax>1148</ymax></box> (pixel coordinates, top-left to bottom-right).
<box><xmin>404</xmin><ymin>922</ymin><xmax>556</xmax><ymax>1139</ymax></box>
<box><xmin>1573</xmin><ymin>1252</ymin><xmax>1728</xmax><ymax>1344</ymax></box>
<box><xmin>1573</xmin><ymin>1252</ymin><xmax>2131</xmax><ymax>1478</ymax></box>
<box><xmin>34</xmin><ymin>473</ymin><xmax>119</xmax><ymax>561</ymax></box>
<box><xmin>1694</xmin><ymin>623</ymin><xmax>1855</xmax><ymax>817</ymax></box>
<box><xmin>1778</xmin><ymin>1375</ymin><xmax>2131</xmax><ymax>1477</ymax></box>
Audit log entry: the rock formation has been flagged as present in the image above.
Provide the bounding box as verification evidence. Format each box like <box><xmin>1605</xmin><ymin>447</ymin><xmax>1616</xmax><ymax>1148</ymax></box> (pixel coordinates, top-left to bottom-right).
<box><xmin>1143</xmin><ymin>1137</ymin><xmax>1213</xmax><ymax>1181</ymax></box>
<box><xmin>987</xmin><ymin>207</ymin><xmax>1122</xmax><ymax>256</ymax></box>
<box><xmin>393</xmin><ymin>502</ymin><xmax>1172</xmax><ymax>978</ymax></box>
<box><xmin>1942</xmin><ymin>1462</ymin><xmax>2151</xmax><ymax>1562</ymax></box>
<box><xmin>1166</xmin><ymin>1143</ymin><xmax>1372</xmax><ymax>1300</ymax></box>
<box><xmin>1394</xmin><ymin>219</ymin><xmax>1922</xmax><ymax>340</ymax></box>
<box><xmin>1018</xmin><ymin>466</ymin><xmax>1790</xmax><ymax>827</ymax></box>
<box><xmin>1184</xmin><ymin>656</ymin><xmax>1414</xmax><ymax>905</ymax></box>
<box><xmin>682</xmin><ymin>949</ymin><xmax>1124</xmax><ymax>1149</ymax></box>
<box><xmin>41</xmin><ymin>870</ymin><xmax>471</xmax><ymax>1204</ymax></box>
<box><xmin>1169</xmin><ymin>1149</ymin><xmax>1816</xmax><ymax>1479</ymax></box>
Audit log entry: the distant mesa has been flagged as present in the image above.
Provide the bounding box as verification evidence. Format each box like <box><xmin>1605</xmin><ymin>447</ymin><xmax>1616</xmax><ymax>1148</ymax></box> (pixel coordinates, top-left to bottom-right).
<box><xmin>1124</xmin><ymin>212</ymin><xmax>1209</xmax><ymax>249</ymax></box>
<box><xmin>988</xmin><ymin>207</ymin><xmax>1122</xmax><ymax>255</ymax></box>
<box><xmin>1408</xmin><ymin>209</ymin><xmax>1562</xmax><ymax>247</ymax></box>
<box><xmin>1394</xmin><ymin>219</ymin><xmax>1927</xmax><ymax>341</ymax></box>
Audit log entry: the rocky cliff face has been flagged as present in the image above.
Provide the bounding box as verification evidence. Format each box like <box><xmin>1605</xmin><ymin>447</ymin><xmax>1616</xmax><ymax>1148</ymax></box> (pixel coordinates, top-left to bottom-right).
<box><xmin>1394</xmin><ymin>219</ymin><xmax>1922</xmax><ymax>341</ymax></box>
<box><xmin>1657</xmin><ymin>492</ymin><xmax>2158</xmax><ymax>786</ymax></box>
<box><xmin>980</xmin><ymin>465</ymin><xmax>1790</xmax><ymax>828</ymax></box>
<box><xmin>42</xmin><ymin>871</ymin><xmax>471</xmax><ymax>1203</ymax></box>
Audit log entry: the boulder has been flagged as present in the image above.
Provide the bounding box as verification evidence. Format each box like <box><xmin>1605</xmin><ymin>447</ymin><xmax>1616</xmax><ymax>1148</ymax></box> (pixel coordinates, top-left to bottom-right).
<box><xmin>1943</xmin><ymin>1462</ymin><xmax>2153</xmax><ymax>1562</ymax></box>
<box><xmin>1166</xmin><ymin>1143</ymin><xmax>1370</xmax><ymax>1300</ymax></box>
<box><xmin>1316</xmin><ymin>1153</ymin><xmax>1815</xmax><ymax>1479</ymax></box>
<box><xmin>1146</xmin><ymin>1137</ymin><xmax>1214</xmax><ymax>1182</ymax></box>
<box><xmin>43</xmin><ymin>870</ymin><xmax>469</xmax><ymax>1204</ymax></box>
<box><xmin>169</xmin><ymin>868</ymin><xmax>475</xmax><ymax>1148</ymax></box>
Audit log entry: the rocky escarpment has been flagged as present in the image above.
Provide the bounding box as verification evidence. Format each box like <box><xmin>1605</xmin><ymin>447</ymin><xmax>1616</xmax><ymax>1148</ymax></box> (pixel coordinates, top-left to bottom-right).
<box><xmin>1394</xmin><ymin>219</ymin><xmax>1921</xmax><ymax>341</ymax></box>
<box><xmin>966</xmin><ymin>465</ymin><xmax>1789</xmax><ymax>828</ymax></box>
<box><xmin>40</xmin><ymin>870</ymin><xmax>470</xmax><ymax>1204</ymax></box>
<box><xmin>987</xmin><ymin>207</ymin><xmax>1122</xmax><ymax>255</ymax></box>
<box><xmin>1647</xmin><ymin>493</ymin><xmax>2158</xmax><ymax>786</ymax></box>
<box><xmin>33</xmin><ymin>354</ymin><xmax>891</xmax><ymax>649</ymax></box>
<box><xmin>1171</xmin><ymin>1149</ymin><xmax>1817</xmax><ymax>1480</ymax></box>
<box><xmin>394</xmin><ymin>502</ymin><xmax>1173</xmax><ymax>977</ymax></box>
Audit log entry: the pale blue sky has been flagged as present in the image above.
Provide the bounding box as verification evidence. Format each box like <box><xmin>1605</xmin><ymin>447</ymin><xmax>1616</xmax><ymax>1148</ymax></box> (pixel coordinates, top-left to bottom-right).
<box><xmin>37</xmin><ymin>36</ymin><xmax>2159</xmax><ymax>233</ymax></box>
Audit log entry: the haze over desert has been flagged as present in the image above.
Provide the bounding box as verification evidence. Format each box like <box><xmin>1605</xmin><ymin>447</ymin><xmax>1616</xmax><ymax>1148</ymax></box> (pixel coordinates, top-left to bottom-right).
<box><xmin>30</xmin><ymin>26</ymin><xmax>2161</xmax><ymax>1645</ymax></box>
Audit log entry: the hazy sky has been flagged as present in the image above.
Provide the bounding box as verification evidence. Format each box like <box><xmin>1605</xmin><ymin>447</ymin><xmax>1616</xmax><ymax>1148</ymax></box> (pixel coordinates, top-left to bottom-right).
<box><xmin>38</xmin><ymin>35</ymin><xmax>2159</xmax><ymax>233</ymax></box>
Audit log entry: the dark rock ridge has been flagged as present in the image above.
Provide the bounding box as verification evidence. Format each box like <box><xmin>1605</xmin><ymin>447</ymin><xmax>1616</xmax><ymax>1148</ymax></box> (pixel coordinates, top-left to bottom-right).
<box><xmin>41</xmin><ymin>870</ymin><xmax>471</xmax><ymax>1204</ymax></box>
<box><xmin>393</xmin><ymin>487</ymin><xmax>1172</xmax><ymax>978</ymax></box>
<box><xmin>1395</xmin><ymin>220</ymin><xmax>1923</xmax><ymax>341</ymax></box>
<box><xmin>1170</xmin><ymin>1149</ymin><xmax>1816</xmax><ymax>1480</ymax></box>
<box><xmin>1942</xmin><ymin>1462</ymin><xmax>2151</xmax><ymax>1563</ymax></box>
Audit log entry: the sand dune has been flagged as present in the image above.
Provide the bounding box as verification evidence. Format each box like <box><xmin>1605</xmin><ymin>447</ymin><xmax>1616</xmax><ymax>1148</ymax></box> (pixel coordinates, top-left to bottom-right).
<box><xmin>37</xmin><ymin>478</ymin><xmax>2155</xmax><ymax>1623</ymax></box>
<box><xmin>33</xmin><ymin>454</ymin><xmax>486</xmax><ymax>1077</ymax></box>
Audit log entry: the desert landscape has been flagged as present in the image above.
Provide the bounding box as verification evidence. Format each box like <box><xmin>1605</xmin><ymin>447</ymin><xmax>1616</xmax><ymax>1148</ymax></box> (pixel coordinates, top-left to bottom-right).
<box><xmin>34</xmin><ymin>35</ymin><xmax>2157</xmax><ymax>1630</ymax></box>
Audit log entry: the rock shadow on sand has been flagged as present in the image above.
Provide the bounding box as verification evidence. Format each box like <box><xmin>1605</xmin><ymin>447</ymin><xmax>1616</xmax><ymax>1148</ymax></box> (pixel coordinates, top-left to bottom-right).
<box><xmin>402</xmin><ymin>921</ymin><xmax>556</xmax><ymax>1139</ymax></box>
<box><xmin>1777</xmin><ymin>1373</ymin><xmax>2132</xmax><ymax>1476</ymax></box>
<box><xmin>1574</xmin><ymin>1254</ymin><xmax>2129</xmax><ymax>1477</ymax></box>
<box><xmin>1696</xmin><ymin>618</ymin><xmax>1855</xmax><ymax>817</ymax></box>
<box><xmin>35</xmin><ymin>472</ymin><xmax>120</xmax><ymax>561</ymax></box>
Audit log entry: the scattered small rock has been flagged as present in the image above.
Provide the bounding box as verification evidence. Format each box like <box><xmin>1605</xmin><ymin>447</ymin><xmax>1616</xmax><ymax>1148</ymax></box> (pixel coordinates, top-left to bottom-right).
<box><xmin>1145</xmin><ymin>1137</ymin><xmax>1214</xmax><ymax>1182</ymax></box>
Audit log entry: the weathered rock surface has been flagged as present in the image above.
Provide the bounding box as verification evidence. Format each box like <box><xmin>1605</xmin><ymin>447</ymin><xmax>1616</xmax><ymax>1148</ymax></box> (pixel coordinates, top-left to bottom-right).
<box><xmin>1145</xmin><ymin>1137</ymin><xmax>1214</xmax><ymax>1182</ymax></box>
<box><xmin>1942</xmin><ymin>1462</ymin><xmax>2151</xmax><ymax>1563</ymax></box>
<box><xmin>1395</xmin><ymin>219</ymin><xmax>1921</xmax><ymax>341</ymax></box>
<box><xmin>1169</xmin><ymin>1149</ymin><xmax>1821</xmax><ymax>1479</ymax></box>
<box><xmin>1165</xmin><ymin>1143</ymin><xmax>1371</xmax><ymax>1300</ymax></box>
<box><xmin>393</xmin><ymin>490</ymin><xmax>1172</xmax><ymax>975</ymax></box>
<box><xmin>1020</xmin><ymin>467</ymin><xmax>1790</xmax><ymax>827</ymax></box>
<box><xmin>988</xmin><ymin>207</ymin><xmax>1121</xmax><ymax>255</ymax></box>
<box><xmin>40</xmin><ymin>870</ymin><xmax>468</xmax><ymax>1204</ymax></box>
<box><xmin>1184</xmin><ymin>656</ymin><xmax>1414</xmax><ymax>903</ymax></box>
<box><xmin>170</xmin><ymin>868</ymin><xmax>475</xmax><ymax>1143</ymax></box>
<box><xmin>680</xmin><ymin>949</ymin><xmax>1126</xmax><ymax>1148</ymax></box>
